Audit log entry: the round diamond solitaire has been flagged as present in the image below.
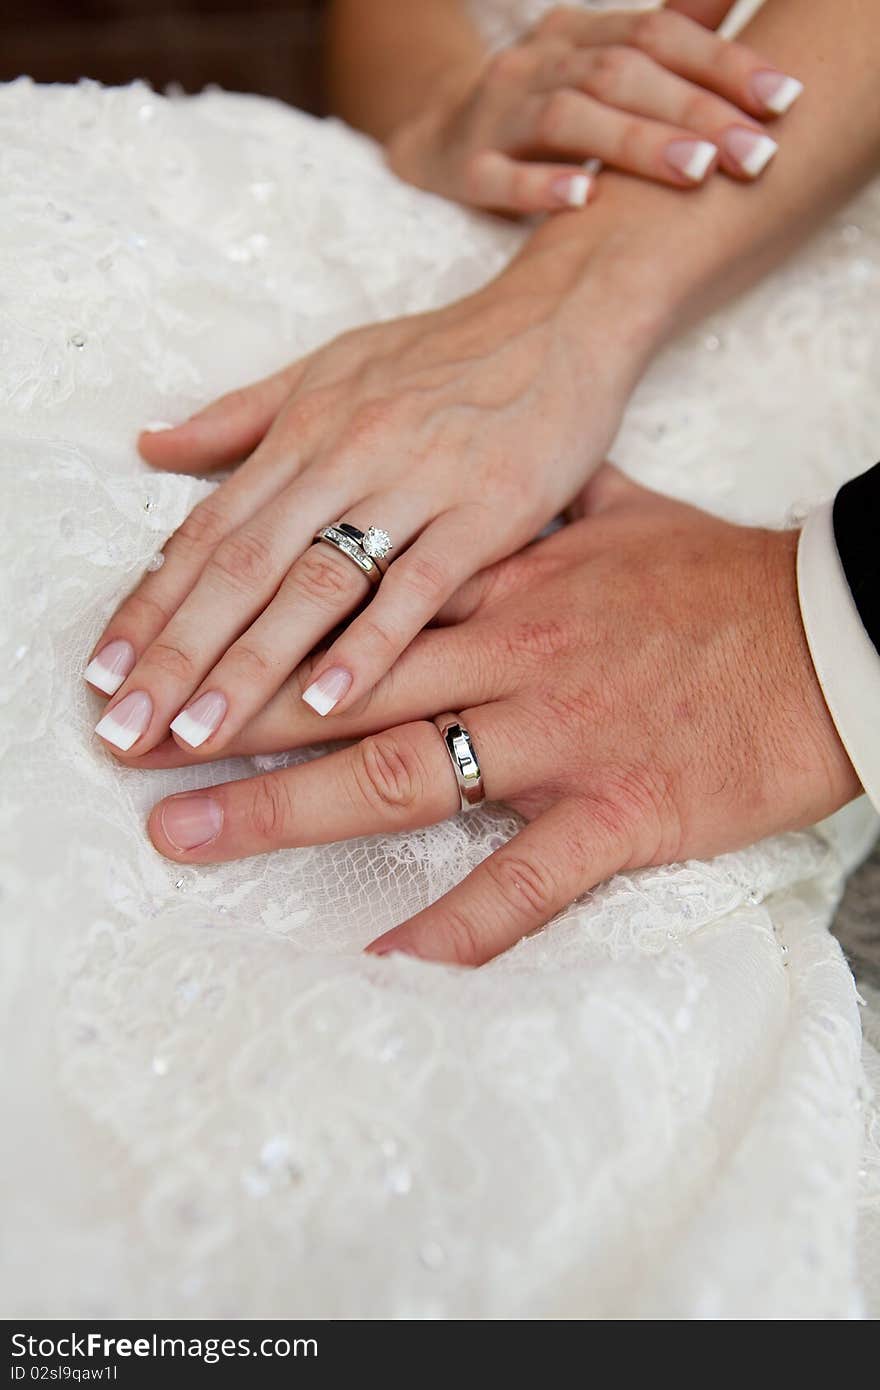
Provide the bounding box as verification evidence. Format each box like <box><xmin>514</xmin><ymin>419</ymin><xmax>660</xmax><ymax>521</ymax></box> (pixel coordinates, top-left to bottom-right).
<box><xmin>362</xmin><ymin>526</ymin><xmax>392</xmax><ymax>561</ymax></box>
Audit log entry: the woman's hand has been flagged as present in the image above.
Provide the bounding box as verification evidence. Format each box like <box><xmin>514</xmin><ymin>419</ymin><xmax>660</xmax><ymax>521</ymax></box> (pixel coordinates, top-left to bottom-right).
<box><xmin>86</xmin><ymin>242</ymin><xmax>650</xmax><ymax>758</ymax></box>
<box><xmin>387</xmin><ymin>6</ymin><xmax>801</xmax><ymax>214</ymax></box>
<box><xmin>141</xmin><ymin>469</ymin><xmax>858</xmax><ymax>966</ymax></box>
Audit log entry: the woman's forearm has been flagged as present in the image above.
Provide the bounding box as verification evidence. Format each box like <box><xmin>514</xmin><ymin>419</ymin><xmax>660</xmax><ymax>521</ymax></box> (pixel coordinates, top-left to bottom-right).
<box><xmin>325</xmin><ymin>1</ymin><xmax>485</xmax><ymax>140</ymax></box>
<box><xmin>522</xmin><ymin>0</ymin><xmax>880</xmax><ymax>357</ymax></box>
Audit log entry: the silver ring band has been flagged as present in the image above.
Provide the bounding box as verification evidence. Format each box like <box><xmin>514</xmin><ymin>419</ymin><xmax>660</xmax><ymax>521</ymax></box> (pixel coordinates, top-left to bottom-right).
<box><xmin>313</xmin><ymin>525</ymin><xmax>381</xmax><ymax>588</ymax></box>
<box><xmin>433</xmin><ymin>713</ymin><xmax>485</xmax><ymax>812</ymax></box>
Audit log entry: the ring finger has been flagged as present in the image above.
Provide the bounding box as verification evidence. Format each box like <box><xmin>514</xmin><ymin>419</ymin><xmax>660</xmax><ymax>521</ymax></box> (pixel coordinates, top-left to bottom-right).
<box><xmin>518</xmin><ymin>85</ymin><xmax>727</xmax><ymax>187</ymax></box>
<box><xmin>148</xmin><ymin>702</ymin><xmax>518</xmax><ymax>862</ymax></box>
<box><xmin>117</xmin><ymin>618</ymin><xmax>504</xmax><ymax>770</ymax></box>
<box><xmin>164</xmin><ymin>494</ymin><xmax>431</xmax><ymax>753</ymax></box>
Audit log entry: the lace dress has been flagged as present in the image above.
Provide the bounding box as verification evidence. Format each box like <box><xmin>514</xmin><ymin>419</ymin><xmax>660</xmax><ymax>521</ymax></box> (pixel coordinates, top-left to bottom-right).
<box><xmin>1</xmin><ymin>0</ymin><xmax>879</xmax><ymax>1319</ymax></box>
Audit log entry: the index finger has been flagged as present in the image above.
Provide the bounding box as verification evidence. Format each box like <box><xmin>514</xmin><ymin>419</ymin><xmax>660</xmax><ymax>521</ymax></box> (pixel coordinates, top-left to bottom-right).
<box><xmin>537</xmin><ymin>7</ymin><xmax>803</xmax><ymax>118</ymax></box>
<box><xmin>147</xmin><ymin>706</ymin><xmax>516</xmax><ymax>862</ymax></box>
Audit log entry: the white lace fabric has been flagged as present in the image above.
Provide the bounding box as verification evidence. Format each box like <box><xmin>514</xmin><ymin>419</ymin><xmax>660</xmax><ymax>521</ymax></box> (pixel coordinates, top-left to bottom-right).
<box><xmin>2</xmin><ymin>0</ymin><xmax>880</xmax><ymax>1319</ymax></box>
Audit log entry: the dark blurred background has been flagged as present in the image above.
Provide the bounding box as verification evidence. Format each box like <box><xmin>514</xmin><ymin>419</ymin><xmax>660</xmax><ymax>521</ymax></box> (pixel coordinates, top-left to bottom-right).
<box><xmin>0</xmin><ymin>0</ymin><xmax>326</xmax><ymax>111</ymax></box>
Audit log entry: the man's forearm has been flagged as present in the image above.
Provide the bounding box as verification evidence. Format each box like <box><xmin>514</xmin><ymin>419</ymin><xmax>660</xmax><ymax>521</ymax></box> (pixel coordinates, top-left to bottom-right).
<box><xmin>325</xmin><ymin>1</ymin><xmax>485</xmax><ymax>140</ymax></box>
<box><xmin>524</xmin><ymin>0</ymin><xmax>880</xmax><ymax>355</ymax></box>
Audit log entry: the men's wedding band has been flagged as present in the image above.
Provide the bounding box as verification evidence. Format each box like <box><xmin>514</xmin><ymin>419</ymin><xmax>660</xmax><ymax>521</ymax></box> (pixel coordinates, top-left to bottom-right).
<box><xmin>433</xmin><ymin>714</ymin><xmax>485</xmax><ymax>812</ymax></box>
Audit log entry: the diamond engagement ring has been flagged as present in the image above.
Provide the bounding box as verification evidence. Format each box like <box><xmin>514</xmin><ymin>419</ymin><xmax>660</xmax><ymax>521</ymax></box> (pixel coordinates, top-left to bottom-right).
<box><xmin>336</xmin><ymin>523</ymin><xmax>394</xmax><ymax>572</ymax></box>
<box><xmin>433</xmin><ymin>714</ymin><xmax>485</xmax><ymax>812</ymax></box>
<box><xmin>312</xmin><ymin>522</ymin><xmax>394</xmax><ymax>587</ymax></box>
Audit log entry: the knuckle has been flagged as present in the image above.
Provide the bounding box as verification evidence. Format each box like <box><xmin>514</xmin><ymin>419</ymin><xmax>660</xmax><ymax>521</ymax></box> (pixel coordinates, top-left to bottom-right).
<box><xmin>209</xmin><ymin>528</ymin><xmax>275</xmax><ymax>589</ymax></box>
<box><xmin>355</xmin><ymin>733</ymin><xmax>425</xmax><ymax>815</ymax></box>
<box><xmin>227</xmin><ymin>641</ymin><xmax>274</xmax><ymax>684</ymax></box>
<box><xmin>175</xmin><ymin>499</ymin><xmax>229</xmax><ymax>553</ymax></box>
<box><xmin>681</xmin><ymin>89</ymin><xmax>726</xmax><ymax>133</ymax></box>
<box><xmin>485</xmin><ymin>851</ymin><xmax>557</xmax><ymax>920</ymax></box>
<box><xmin>145</xmin><ymin>637</ymin><xmax>196</xmax><ymax>683</ymax></box>
<box><xmin>535</xmin><ymin>684</ymin><xmax>597</xmax><ymax>758</ymax></box>
<box><xmin>709</xmin><ymin>44</ymin><xmax>745</xmax><ymax>93</ymax></box>
<box><xmin>393</xmin><ymin>550</ymin><xmax>450</xmax><ymax>605</ymax></box>
<box><xmin>463</xmin><ymin>148</ymin><xmax>490</xmax><ymax>202</ymax></box>
<box><xmin>510</xmin><ymin>162</ymin><xmax>538</xmax><ymax>209</ymax></box>
<box><xmin>574</xmin><ymin>760</ymin><xmax>682</xmax><ymax>867</ymax></box>
<box><xmin>533</xmin><ymin>36</ymin><xmax>573</xmax><ymax>83</ymax></box>
<box><xmin>486</xmin><ymin>46</ymin><xmax>530</xmax><ymax>86</ymax></box>
<box><xmin>502</xmin><ymin>616</ymin><xmax>571</xmax><ymax>663</ymax></box>
<box><xmin>285</xmin><ymin>385</ymin><xmax>335</xmax><ymax>435</ymax></box>
<box><xmin>573</xmin><ymin>788</ymin><xmax>633</xmax><ymax>858</ymax></box>
<box><xmin>433</xmin><ymin>908</ymin><xmax>486</xmax><ymax>967</ymax></box>
<box><xmin>535</xmin><ymin>5</ymin><xmax>577</xmax><ymax>40</ymax></box>
<box><xmin>603</xmin><ymin>762</ymin><xmax>682</xmax><ymax>863</ymax></box>
<box><xmin>585</xmin><ymin>45</ymin><xmax>631</xmax><ymax>97</ymax></box>
<box><xmin>286</xmin><ymin>548</ymin><xmax>358</xmax><ymax>607</ymax></box>
<box><xmin>343</xmin><ymin>397</ymin><xmax>397</xmax><ymax>447</ymax></box>
<box><xmin>632</xmin><ymin>9</ymin><xmax>674</xmax><ymax>56</ymax></box>
<box><xmin>215</xmin><ymin>385</ymin><xmax>257</xmax><ymax>419</ymax></box>
<box><xmin>248</xmin><ymin>774</ymin><xmax>294</xmax><ymax>844</ymax></box>
<box><xmin>352</xmin><ymin>613</ymin><xmax>399</xmax><ymax>660</ymax></box>
<box><xmin>118</xmin><ymin>589</ymin><xmax>174</xmax><ymax>633</ymax></box>
<box><xmin>616</xmin><ymin>115</ymin><xmax>647</xmax><ymax>168</ymax></box>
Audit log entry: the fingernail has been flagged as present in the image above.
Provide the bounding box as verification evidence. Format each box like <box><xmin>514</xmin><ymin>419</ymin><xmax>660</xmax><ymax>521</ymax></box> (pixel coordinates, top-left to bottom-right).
<box><xmin>366</xmin><ymin>939</ymin><xmax>418</xmax><ymax>959</ymax></box>
<box><xmin>170</xmin><ymin>690</ymin><xmax>228</xmax><ymax>748</ymax></box>
<box><xmin>722</xmin><ymin>127</ymin><xmax>778</xmax><ymax>177</ymax></box>
<box><xmin>84</xmin><ymin>638</ymin><xmax>136</xmax><ymax>695</ymax></box>
<box><xmin>750</xmin><ymin>70</ymin><xmax>803</xmax><ymax>115</ymax></box>
<box><xmin>143</xmin><ymin>419</ymin><xmax>174</xmax><ymax>433</ymax></box>
<box><xmin>160</xmin><ymin>795</ymin><xmax>223</xmax><ymax>851</ymax></box>
<box><xmin>665</xmin><ymin>139</ymin><xmax>717</xmax><ymax>183</ymax></box>
<box><xmin>94</xmin><ymin>690</ymin><xmax>152</xmax><ymax>751</ymax></box>
<box><xmin>550</xmin><ymin>173</ymin><xmax>591</xmax><ymax>208</ymax></box>
<box><xmin>301</xmin><ymin>666</ymin><xmax>352</xmax><ymax>717</ymax></box>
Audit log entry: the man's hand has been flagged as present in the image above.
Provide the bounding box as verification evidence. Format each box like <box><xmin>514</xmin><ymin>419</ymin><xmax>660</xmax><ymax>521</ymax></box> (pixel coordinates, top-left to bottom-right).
<box><xmin>140</xmin><ymin>469</ymin><xmax>860</xmax><ymax>966</ymax></box>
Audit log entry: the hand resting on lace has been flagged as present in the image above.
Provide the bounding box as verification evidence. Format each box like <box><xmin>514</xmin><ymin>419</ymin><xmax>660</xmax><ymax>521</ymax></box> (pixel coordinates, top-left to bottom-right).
<box><xmin>85</xmin><ymin>0</ymin><xmax>879</xmax><ymax>767</ymax></box>
<box><xmin>126</xmin><ymin>469</ymin><xmax>862</xmax><ymax>966</ymax></box>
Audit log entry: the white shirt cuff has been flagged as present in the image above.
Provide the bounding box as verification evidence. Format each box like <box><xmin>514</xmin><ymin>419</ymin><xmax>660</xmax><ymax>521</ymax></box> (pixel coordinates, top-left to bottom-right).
<box><xmin>797</xmin><ymin>500</ymin><xmax>880</xmax><ymax>812</ymax></box>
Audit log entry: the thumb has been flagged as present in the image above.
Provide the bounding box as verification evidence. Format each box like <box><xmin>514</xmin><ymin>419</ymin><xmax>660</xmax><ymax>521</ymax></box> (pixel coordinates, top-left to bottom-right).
<box><xmin>367</xmin><ymin>796</ymin><xmax>630</xmax><ymax>965</ymax></box>
<box><xmin>137</xmin><ymin>362</ymin><xmax>303</xmax><ymax>474</ymax></box>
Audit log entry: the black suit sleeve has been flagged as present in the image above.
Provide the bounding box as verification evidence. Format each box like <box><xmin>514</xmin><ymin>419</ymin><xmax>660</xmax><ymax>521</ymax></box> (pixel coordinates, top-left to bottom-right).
<box><xmin>832</xmin><ymin>460</ymin><xmax>880</xmax><ymax>659</ymax></box>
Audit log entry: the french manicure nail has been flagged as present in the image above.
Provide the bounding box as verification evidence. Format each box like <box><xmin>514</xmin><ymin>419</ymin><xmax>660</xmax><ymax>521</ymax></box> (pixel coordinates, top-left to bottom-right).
<box><xmin>550</xmin><ymin>173</ymin><xmax>591</xmax><ymax>208</ymax></box>
<box><xmin>302</xmin><ymin>666</ymin><xmax>352</xmax><ymax>717</ymax></box>
<box><xmin>750</xmin><ymin>70</ymin><xmax>803</xmax><ymax>115</ymax></box>
<box><xmin>723</xmin><ymin>127</ymin><xmax>778</xmax><ymax>177</ymax></box>
<box><xmin>94</xmin><ymin>690</ymin><xmax>152</xmax><ymax>751</ymax></box>
<box><xmin>170</xmin><ymin>691</ymin><xmax>228</xmax><ymax>748</ymax></box>
<box><xmin>160</xmin><ymin>795</ymin><xmax>223</xmax><ymax>851</ymax></box>
<box><xmin>143</xmin><ymin>419</ymin><xmax>174</xmax><ymax>433</ymax></box>
<box><xmin>84</xmin><ymin>639</ymin><xmax>136</xmax><ymax>695</ymax></box>
<box><xmin>665</xmin><ymin>139</ymin><xmax>717</xmax><ymax>183</ymax></box>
